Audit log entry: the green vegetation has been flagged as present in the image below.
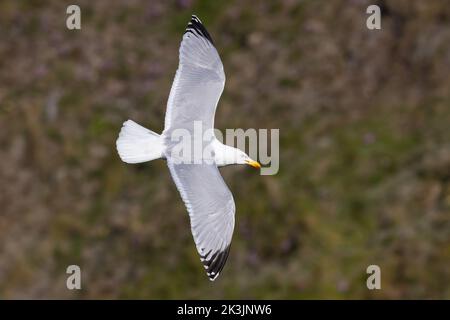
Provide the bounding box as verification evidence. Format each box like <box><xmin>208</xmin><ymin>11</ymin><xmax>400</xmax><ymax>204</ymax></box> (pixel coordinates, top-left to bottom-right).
<box><xmin>0</xmin><ymin>0</ymin><xmax>448</xmax><ymax>299</ymax></box>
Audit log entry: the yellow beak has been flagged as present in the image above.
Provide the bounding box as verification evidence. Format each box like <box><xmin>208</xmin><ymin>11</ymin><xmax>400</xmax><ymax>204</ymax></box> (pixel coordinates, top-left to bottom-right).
<box><xmin>245</xmin><ymin>159</ymin><xmax>261</xmax><ymax>169</ymax></box>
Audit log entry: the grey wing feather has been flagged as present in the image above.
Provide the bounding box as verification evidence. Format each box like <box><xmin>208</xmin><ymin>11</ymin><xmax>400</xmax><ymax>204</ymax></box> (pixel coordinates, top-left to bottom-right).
<box><xmin>168</xmin><ymin>162</ymin><xmax>235</xmax><ymax>281</ymax></box>
<box><xmin>163</xmin><ymin>16</ymin><xmax>234</xmax><ymax>280</ymax></box>
<box><xmin>163</xmin><ymin>15</ymin><xmax>225</xmax><ymax>134</ymax></box>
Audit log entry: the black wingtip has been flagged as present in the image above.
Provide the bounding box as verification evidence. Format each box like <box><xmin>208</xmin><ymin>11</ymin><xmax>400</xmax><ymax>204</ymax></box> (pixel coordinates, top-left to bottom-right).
<box><xmin>201</xmin><ymin>245</ymin><xmax>231</xmax><ymax>281</ymax></box>
<box><xmin>184</xmin><ymin>14</ymin><xmax>215</xmax><ymax>45</ymax></box>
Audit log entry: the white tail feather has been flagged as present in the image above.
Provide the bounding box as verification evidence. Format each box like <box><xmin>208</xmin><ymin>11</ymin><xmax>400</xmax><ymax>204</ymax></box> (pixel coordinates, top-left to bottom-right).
<box><xmin>116</xmin><ymin>120</ymin><xmax>163</xmax><ymax>164</ymax></box>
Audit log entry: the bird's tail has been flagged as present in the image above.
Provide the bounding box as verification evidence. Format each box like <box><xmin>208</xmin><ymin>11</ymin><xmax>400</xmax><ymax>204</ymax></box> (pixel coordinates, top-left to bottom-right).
<box><xmin>116</xmin><ymin>120</ymin><xmax>163</xmax><ymax>164</ymax></box>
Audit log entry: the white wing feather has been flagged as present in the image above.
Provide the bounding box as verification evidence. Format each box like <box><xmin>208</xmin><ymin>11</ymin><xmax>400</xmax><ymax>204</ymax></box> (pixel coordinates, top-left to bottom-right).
<box><xmin>167</xmin><ymin>162</ymin><xmax>234</xmax><ymax>280</ymax></box>
<box><xmin>163</xmin><ymin>16</ymin><xmax>234</xmax><ymax>280</ymax></box>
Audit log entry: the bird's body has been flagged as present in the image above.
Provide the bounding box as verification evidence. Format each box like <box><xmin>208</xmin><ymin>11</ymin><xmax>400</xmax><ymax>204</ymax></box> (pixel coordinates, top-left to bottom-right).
<box><xmin>116</xmin><ymin>16</ymin><xmax>260</xmax><ymax>281</ymax></box>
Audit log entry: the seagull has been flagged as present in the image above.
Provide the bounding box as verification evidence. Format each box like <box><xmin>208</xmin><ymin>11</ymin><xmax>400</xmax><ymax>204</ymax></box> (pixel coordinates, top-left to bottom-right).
<box><xmin>116</xmin><ymin>15</ymin><xmax>261</xmax><ymax>281</ymax></box>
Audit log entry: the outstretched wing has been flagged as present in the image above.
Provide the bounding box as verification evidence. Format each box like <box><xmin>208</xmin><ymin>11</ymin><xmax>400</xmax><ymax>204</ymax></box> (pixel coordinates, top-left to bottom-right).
<box><xmin>163</xmin><ymin>15</ymin><xmax>225</xmax><ymax>138</ymax></box>
<box><xmin>162</xmin><ymin>16</ymin><xmax>233</xmax><ymax>280</ymax></box>
<box><xmin>168</xmin><ymin>162</ymin><xmax>235</xmax><ymax>281</ymax></box>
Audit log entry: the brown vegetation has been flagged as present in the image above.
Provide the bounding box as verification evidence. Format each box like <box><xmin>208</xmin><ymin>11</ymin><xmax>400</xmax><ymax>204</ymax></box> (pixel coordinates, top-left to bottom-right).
<box><xmin>0</xmin><ymin>0</ymin><xmax>449</xmax><ymax>298</ymax></box>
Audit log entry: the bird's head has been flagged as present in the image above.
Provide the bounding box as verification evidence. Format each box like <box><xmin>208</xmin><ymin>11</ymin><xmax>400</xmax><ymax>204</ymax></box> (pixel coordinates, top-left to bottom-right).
<box><xmin>234</xmin><ymin>149</ymin><xmax>261</xmax><ymax>169</ymax></box>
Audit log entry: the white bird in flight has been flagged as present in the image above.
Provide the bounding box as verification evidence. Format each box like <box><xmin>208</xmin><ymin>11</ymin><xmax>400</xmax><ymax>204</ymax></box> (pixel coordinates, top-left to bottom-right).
<box><xmin>116</xmin><ymin>15</ymin><xmax>261</xmax><ymax>281</ymax></box>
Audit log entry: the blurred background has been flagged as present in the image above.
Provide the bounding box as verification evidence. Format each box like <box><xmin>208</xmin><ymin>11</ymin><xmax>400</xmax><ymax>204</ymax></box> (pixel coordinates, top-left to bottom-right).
<box><xmin>0</xmin><ymin>0</ymin><xmax>449</xmax><ymax>299</ymax></box>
